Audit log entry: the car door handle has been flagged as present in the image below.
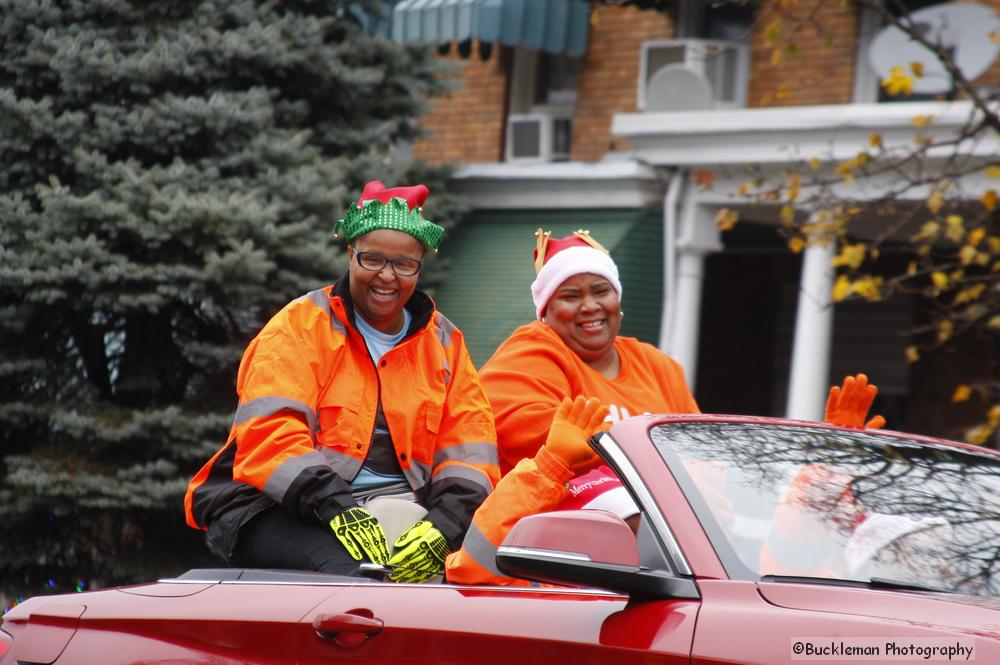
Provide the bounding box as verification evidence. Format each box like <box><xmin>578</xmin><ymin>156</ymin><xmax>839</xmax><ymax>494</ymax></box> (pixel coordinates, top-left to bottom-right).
<box><xmin>313</xmin><ymin>610</ymin><xmax>383</xmax><ymax>649</ymax></box>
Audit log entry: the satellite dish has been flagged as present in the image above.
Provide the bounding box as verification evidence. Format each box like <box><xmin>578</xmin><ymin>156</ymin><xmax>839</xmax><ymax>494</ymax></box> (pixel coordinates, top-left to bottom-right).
<box><xmin>645</xmin><ymin>64</ymin><xmax>714</xmax><ymax>112</ymax></box>
<box><xmin>868</xmin><ymin>2</ymin><xmax>1000</xmax><ymax>94</ymax></box>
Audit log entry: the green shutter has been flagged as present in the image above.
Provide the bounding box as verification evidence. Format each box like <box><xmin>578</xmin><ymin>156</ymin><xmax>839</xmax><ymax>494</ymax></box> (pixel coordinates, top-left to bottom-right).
<box><xmin>435</xmin><ymin>208</ymin><xmax>664</xmax><ymax>367</ymax></box>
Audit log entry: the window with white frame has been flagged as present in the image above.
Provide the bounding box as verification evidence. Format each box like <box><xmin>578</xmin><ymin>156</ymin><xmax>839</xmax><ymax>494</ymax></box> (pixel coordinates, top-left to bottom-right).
<box><xmin>505</xmin><ymin>48</ymin><xmax>578</xmax><ymax>163</ymax></box>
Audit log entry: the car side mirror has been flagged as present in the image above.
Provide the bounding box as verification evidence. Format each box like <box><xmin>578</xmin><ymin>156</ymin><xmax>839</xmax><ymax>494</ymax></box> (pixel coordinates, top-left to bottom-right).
<box><xmin>495</xmin><ymin>510</ymin><xmax>699</xmax><ymax>600</ymax></box>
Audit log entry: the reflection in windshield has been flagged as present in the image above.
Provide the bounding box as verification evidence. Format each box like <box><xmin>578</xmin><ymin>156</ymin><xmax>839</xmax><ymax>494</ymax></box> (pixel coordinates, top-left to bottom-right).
<box><xmin>651</xmin><ymin>423</ymin><xmax>1000</xmax><ymax>597</ymax></box>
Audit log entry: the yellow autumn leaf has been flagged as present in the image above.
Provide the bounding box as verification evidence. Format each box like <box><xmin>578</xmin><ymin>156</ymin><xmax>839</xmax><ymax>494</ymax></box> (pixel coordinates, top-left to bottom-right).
<box><xmin>952</xmin><ymin>385</ymin><xmax>973</xmax><ymax>403</ymax></box>
<box><xmin>988</xmin><ymin>315</ymin><xmax>1000</xmax><ymax>331</ymax></box>
<box><xmin>944</xmin><ymin>214</ymin><xmax>964</xmax><ymax>243</ymax></box>
<box><xmin>881</xmin><ymin>65</ymin><xmax>913</xmax><ymax>96</ymax></box>
<box><xmin>854</xmin><ymin>275</ymin><xmax>883</xmax><ymax>301</ymax></box>
<box><xmin>954</xmin><ymin>283</ymin><xmax>986</xmax><ymax>303</ymax></box>
<box><xmin>968</xmin><ymin>228</ymin><xmax>986</xmax><ymax>247</ymax></box>
<box><xmin>926</xmin><ymin>191</ymin><xmax>944</xmax><ymax>214</ymax></box>
<box><xmin>869</xmin><ymin>133</ymin><xmax>882</xmax><ymax>148</ymax></box>
<box><xmin>832</xmin><ymin>275</ymin><xmax>852</xmax><ymax>302</ymax></box>
<box><xmin>937</xmin><ymin>319</ymin><xmax>954</xmax><ymax>343</ymax></box>
<box><xmin>780</xmin><ymin>205</ymin><xmax>796</xmax><ymax>225</ymax></box>
<box><xmin>990</xmin><ymin>404</ymin><xmax>1000</xmax><ymax>425</ymax></box>
<box><xmin>959</xmin><ymin>245</ymin><xmax>978</xmax><ymax>266</ymax></box>
<box><xmin>715</xmin><ymin>208</ymin><xmax>739</xmax><ymax>231</ymax></box>
<box><xmin>931</xmin><ymin>271</ymin><xmax>949</xmax><ymax>289</ymax></box>
<box><xmin>910</xmin><ymin>61</ymin><xmax>924</xmax><ymax>78</ymax></box>
<box><xmin>765</xmin><ymin>19</ymin><xmax>783</xmax><ymax>46</ymax></box>
<box><xmin>736</xmin><ymin>181</ymin><xmax>753</xmax><ymax>197</ymax></box>
<box><xmin>966</xmin><ymin>424</ymin><xmax>993</xmax><ymax>446</ymax></box>
<box><xmin>787</xmin><ymin>174</ymin><xmax>800</xmax><ymax>202</ymax></box>
<box><xmin>906</xmin><ymin>345</ymin><xmax>920</xmax><ymax>363</ymax></box>
<box><xmin>770</xmin><ymin>48</ymin><xmax>783</xmax><ymax>66</ymax></box>
<box><xmin>809</xmin><ymin>157</ymin><xmax>821</xmax><ymax>171</ymax></box>
<box><xmin>776</xmin><ymin>86</ymin><xmax>791</xmax><ymax>99</ymax></box>
<box><xmin>831</xmin><ymin>243</ymin><xmax>866</xmax><ymax>269</ymax></box>
<box><xmin>911</xmin><ymin>114</ymin><xmax>934</xmax><ymax>128</ymax></box>
<box><xmin>788</xmin><ymin>236</ymin><xmax>805</xmax><ymax>253</ymax></box>
<box><xmin>985</xmin><ymin>165</ymin><xmax>1000</xmax><ymax>178</ymax></box>
<box><xmin>912</xmin><ymin>220</ymin><xmax>940</xmax><ymax>242</ymax></box>
<box><xmin>982</xmin><ymin>189</ymin><xmax>998</xmax><ymax>212</ymax></box>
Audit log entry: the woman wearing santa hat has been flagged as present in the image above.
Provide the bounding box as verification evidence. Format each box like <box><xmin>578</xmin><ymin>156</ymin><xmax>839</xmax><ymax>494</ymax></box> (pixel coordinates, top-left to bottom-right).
<box><xmin>444</xmin><ymin>228</ymin><xmax>882</xmax><ymax>586</ymax></box>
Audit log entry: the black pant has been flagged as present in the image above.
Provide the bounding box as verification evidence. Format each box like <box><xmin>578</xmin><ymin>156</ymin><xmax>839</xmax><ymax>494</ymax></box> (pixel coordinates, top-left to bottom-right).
<box><xmin>232</xmin><ymin>506</ymin><xmax>362</xmax><ymax>575</ymax></box>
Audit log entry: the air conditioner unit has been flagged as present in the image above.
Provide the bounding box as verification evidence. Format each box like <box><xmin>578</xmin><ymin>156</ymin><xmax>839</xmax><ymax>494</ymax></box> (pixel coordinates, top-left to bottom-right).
<box><xmin>505</xmin><ymin>113</ymin><xmax>572</xmax><ymax>163</ymax></box>
<box><xmin>637</xmin><ymin>39</ymin><xmax>749</xmax><ymax>111</ymax></box>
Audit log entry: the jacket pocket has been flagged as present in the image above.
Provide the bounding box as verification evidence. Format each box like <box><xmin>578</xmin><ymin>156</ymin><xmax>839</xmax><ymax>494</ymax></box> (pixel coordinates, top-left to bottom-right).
<box><xmin>317</xmin><ymin>394</ymin><xmax>360</xmax><ymax>449</ymax></box>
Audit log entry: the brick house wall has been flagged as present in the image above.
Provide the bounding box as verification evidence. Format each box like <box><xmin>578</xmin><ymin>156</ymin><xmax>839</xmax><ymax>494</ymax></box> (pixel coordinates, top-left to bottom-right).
<box><xmin>571</xmin><ymin>4</ymin><xmax>673</xmax><ymax>161</ymax></box>
<box><xmin>412</xmin><ymin>1</ymin><xmax>1000</xmax><ymax>165</ymax></box>
<box><xmin>748</xmin><ymin>0</ymin><xmax>859</xmax><ymax>107</ymax></box>
<box><xmin>412</xmin><ymin>2</ymin><xmax>674</xmax><ymax>165</ymax></box>
<box><xmin>411</xmin><ymin>43</ymin><xmax>510</xmax><ymax>164</ymax></box>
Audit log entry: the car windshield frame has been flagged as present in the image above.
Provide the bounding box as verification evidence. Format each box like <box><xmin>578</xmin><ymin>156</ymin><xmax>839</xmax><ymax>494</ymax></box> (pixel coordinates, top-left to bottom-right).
<box><xmin>650</xmin><ymin>421</ymin><xmax>1000</xmax><ymax>598</ymax></box>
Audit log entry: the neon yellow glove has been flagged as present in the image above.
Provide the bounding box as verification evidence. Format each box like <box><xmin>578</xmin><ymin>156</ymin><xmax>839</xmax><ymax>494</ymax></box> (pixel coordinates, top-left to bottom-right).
<box><xmin>387</xmin><ymin>519</ymin><xmax>449</xmax><ymax>583</ymax></box>
<box><xmin>824</xmin><ymin>373</ymin><xmax>886</xmax><ymax>429</ymax></box>
<box><xmin>329</xmin><ymin>507</ymin><xmax>390</xmax><ymax>564</ymax></box>
<box><xmin>538</xmin><ymin>395</ymin><xmax>609</xmax><ymax>476</ymax></box>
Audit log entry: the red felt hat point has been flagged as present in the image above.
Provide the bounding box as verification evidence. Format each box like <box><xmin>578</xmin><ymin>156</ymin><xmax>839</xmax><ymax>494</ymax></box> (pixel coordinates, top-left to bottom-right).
<box><xmin>359</xmin><ymin>180</ymin><xmax>429</xmax><ymax>211</ymax></box>
<box><xmin>534</xmin><ymin>234</ymin><xmax>592</xmax><ymax>267</ymax></box>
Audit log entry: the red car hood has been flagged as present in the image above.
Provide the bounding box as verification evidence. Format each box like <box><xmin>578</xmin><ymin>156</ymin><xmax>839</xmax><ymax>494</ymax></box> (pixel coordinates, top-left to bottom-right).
<box><xmin>759</xmin><ymin>582</ymin><xmax>1000</xmax><ymax>638</ymax></box>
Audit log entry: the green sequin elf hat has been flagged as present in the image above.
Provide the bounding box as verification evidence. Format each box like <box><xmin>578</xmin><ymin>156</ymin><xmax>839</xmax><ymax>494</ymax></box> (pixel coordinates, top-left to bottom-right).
<box><xmin>334</xmin><ymin>181</ymin><xmax>445</xmax><ymax>251</ymax></box>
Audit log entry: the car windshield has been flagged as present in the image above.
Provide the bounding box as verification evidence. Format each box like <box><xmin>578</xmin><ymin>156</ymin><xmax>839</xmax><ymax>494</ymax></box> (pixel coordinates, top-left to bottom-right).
<box><xmin>651</xmin><ymin>422</ymin><xmax>1000</xmax><ymax>597</ymax></box>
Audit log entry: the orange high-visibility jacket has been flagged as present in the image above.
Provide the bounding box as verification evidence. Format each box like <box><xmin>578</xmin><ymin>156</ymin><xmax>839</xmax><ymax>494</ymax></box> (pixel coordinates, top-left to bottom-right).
<box><xmin>184</xmin><ymin>278</ymin><xmax>498</xmax><ymax>560</ymax></box>
<box><xmin>445</xmin><ymin>448</ymin><xmax>573</xmax><ymax>586</ymax></box>
<box><xmin>479</xmin><ymin>321</ymin><xmax>699</xmax><ymax>475</ymax></box>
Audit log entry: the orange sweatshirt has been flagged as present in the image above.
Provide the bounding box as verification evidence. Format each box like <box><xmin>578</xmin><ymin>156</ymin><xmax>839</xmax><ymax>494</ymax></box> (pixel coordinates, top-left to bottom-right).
<box><xmin>479</xmin><ymin>320</ymin><xmax>699</xmax><ymax>475</ymax></box>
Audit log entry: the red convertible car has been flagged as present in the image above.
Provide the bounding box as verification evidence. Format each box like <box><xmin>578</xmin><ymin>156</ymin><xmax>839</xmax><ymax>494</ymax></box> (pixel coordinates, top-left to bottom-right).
<box><xmin>4</xmin><ymin>414</ymin><xmax>1000</xmax><ymax>663</ymax></box>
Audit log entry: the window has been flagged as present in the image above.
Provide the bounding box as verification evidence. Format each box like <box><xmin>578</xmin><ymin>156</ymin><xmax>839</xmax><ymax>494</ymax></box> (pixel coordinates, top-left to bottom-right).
<box><xmin>505</xmin><ymin>48</ymin><xmax>578</xmax><ymax>163</ymax></box>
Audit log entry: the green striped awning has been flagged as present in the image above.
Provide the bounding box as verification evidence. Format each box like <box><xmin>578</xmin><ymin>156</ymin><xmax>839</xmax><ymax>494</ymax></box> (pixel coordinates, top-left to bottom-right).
<box><xmin>433</xmin><ymin>208</ymin><xmax>664</xmax><ymax>368</ymax></box>
<box><xmin>391</xmin><ymin>0</ymin><xmax>591</xmax><ymax>57</ymax></box>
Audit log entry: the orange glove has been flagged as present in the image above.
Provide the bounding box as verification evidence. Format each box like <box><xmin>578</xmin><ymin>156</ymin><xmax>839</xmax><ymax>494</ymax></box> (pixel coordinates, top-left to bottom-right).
<box><xmin>824</xmin><ymin>373</ymin><xmax>886</xmax><ymax>429</ymax></box>
<box><xmin>536</xmin><ymin>396</ymin><xmax>609</xmax><ymax>478</ymax></box>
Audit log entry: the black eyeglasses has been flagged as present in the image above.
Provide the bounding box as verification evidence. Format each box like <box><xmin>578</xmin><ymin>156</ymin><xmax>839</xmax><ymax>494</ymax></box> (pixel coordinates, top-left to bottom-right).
<box><xmin>354</xmin><ymin>250</ymin><xmax>422</xmax><ymax>277</ymax></box>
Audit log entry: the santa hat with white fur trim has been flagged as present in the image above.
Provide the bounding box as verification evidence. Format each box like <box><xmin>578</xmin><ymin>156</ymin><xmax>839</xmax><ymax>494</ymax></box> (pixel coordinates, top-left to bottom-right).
<box><xmin>530</xmin><ymin>228</ymin><xmax>622</xmax><ymax>320</ymax></box>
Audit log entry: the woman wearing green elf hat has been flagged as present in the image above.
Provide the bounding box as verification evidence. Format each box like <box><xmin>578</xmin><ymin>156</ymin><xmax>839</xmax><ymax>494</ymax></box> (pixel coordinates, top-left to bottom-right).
<box><xmin>184</xmin><ymin>181</ymin><xmax>499</xmax><ymax>583</ymax></box>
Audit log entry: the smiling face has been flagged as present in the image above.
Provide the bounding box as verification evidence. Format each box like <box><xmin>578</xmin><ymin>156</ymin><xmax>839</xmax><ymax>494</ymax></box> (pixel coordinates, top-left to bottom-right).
<box><xmin>348</xmin><ymin>229</ymin><xmax>424</xmax><ymax>334</ymax></box>
<box><xmin>542</xmin><ymin>272</ymin><xmax>622</xmax><ymax>366</ymax></box>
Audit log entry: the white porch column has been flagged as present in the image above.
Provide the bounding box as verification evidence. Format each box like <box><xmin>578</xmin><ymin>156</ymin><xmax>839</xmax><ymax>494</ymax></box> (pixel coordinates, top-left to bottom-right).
<box><xmin>665</xmin><ymin>200</ymin><xmax>721</xmax><ymax>392</ymax></box>
<box><xmin>670</xmin><ymin>249</ymin><xmax>710</xmax><ymax>390</ymax></box>
<box><xmin>785</xmin><ymin>235</ymin><xmax>837</xmax><ymax>421</ymax></box>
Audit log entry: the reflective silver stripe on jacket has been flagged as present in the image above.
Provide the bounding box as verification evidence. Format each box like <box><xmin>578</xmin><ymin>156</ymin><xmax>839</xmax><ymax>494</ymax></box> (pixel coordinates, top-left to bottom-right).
<box><xmin>263</xmin><ymin>450</ymin><xmax>330</xmax><ymax>503</ymax></box>
<box><xmin>432</xmin><ymin>463</ymin><xmax>493</xmax><ymax>495</ymax></box>
<box><xmin>434</xmin><ymin>442</ymin><xmax>498</xmax><ymax>468</ymax></box>
<box><xmin>318</xmin><ymin>446</ymin><xmax>364</xmax><ymax>482</ymax></box>
<box><xmin>234</xmin><ymin>396</ymin><xmax>318</xmax><ymax>436</ymax></box>
<box><xmin>403</xmin><ymin>460</ymin><xmax>432</xmax><ymax>494</ymax></box>
<box><xmin>460</xmin><ymin>522</ymin><xmax>504</xmax><ymax>577</ymax></box>
<box><xmin>435</xmin><ymin>313</ymin><xmax>457</xmax><ymax>348</ymax></box>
